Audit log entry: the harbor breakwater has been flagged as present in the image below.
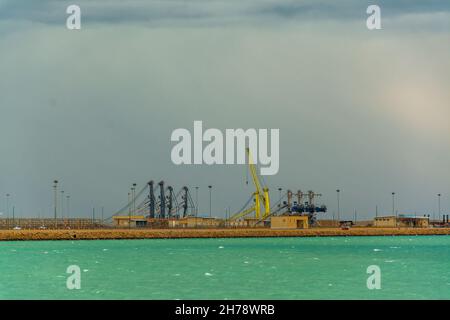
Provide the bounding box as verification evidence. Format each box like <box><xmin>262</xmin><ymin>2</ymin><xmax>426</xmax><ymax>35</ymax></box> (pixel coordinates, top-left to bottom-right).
<box><xmin>1</xmin><ymin>227</ymin><xmax>450</xmax><ymax>241</ymax></box>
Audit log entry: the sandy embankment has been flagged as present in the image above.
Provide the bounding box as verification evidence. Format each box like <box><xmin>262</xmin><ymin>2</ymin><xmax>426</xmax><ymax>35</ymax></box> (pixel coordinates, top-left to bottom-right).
<box><xmin>1</xmin><ymin>227</ymin><xmax>450</xmax><ymax>241</ymax></box>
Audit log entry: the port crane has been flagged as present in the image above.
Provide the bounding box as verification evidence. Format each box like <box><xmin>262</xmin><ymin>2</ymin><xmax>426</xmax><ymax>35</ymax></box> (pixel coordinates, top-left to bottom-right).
<box><xmin>108</xmin><ymin>180</ymin><xmax>196</xmax><ymax>221</ymax></box>
<box><xmin>229</xmin><ymin>148</ymin><xmax>270</xmax><ymax>221</ymax></box>
<box><xmin>250</xmin><ymin>189</ymin><xmax>327</xmax><ymax>226</ymax></box>
<box><xmin>146</xmin><ymin>181</ymin><xmax>196</xmax><ymax>218</ymax></box>
<box><xmin>286</xmin><ymin>190</ymin><xmax>327</xmax><ymax>225</ymax></box>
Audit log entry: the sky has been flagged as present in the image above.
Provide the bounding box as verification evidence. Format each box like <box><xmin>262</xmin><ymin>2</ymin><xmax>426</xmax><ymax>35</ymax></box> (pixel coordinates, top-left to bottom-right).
<box><xmin>0</xmin><ymin>0</ymin><xmax>449</xmax><ymax>220</ymax></box>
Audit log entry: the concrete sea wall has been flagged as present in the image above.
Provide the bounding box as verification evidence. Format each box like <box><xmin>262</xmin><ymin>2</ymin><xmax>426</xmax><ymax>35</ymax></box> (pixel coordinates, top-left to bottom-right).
<box><xmin>1</xmin><ymin>227</ymin><xmax>450</xmax><ymax>241</ymax></box>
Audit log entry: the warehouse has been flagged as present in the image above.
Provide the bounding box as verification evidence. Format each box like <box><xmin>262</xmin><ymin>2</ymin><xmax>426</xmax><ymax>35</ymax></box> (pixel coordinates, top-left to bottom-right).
<box><xmin>112</xmin><ymin>216</ymin><xmax>147</xmax><ymax>228</ymax></box>
<box><xmin>171</xmin><ymin>216</ymin><xmax>222</xmax><ymax>228</ymax></box>
<box><xmin>270</xmin><ymin>215</ymin><xmax>309</xmax><ymax>229</ymax></box>
<box><xmin>373</xmin><ymin>215</ymin><xmax>429</xmax><ymax>228</ymax></box>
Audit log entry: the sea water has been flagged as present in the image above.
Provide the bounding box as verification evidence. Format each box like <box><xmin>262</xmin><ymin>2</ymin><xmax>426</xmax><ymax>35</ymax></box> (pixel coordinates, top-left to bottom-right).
<box><xmin>1</xmin><ymin>236</ymin><xmax>450</xmax><ymax>299</ymax></box>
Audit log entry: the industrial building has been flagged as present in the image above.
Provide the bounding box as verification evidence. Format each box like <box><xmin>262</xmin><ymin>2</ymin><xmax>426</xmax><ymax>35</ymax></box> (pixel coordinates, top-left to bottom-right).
<box><xmin>228</xmin><ymin>217</ymin><xmax>266</xmax><ymax>228</ymax></box>
<box><xmin>170</xmin><ymin>216</ymin><xmax>222</xmax><ymax>228</ymax></box>
<box><xmin>112</xmin><ymin>215</ymin><xmax>147</xmax><ymax>228</ymax></box>
<box><xmin>270</xmin><ymin>215</ymin><xmax>309</xmax><ymax>229</ymax></box>
<box><xmin>373</xmin><ymin>215</ymin><xmax>429</xmax><ymax>228</ymax></box>
<box><xmin>112</xmin><ymin>215</ymin><xmax>224</xmax><ymax>228</ymax></box>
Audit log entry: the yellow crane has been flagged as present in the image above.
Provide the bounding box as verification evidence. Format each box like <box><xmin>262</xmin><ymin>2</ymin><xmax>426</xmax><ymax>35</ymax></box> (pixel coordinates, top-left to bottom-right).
<box><xmin>229</xmin><ymin>148</ymin><xmax>270</xmax><ymax>220</ymax></box>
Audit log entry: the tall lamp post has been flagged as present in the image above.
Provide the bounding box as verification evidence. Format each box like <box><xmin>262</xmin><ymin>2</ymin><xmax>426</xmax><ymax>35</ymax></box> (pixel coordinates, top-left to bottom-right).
<box><xmin>53</xmin><ymin>180</ymin><xmax>58</xmax><ymax>228</ymax></box>
<box><xmin>66</xmin><ymin>195</ymin><xmax>70</xmax><ymax>220</ymax></box>
<box><xmin>336</xmin><ymin>189</ymin><xmax>340</xmax><ymax>223</ymax></box>
<box><xmin>195</xmin><ymin>186</ymin><xmax>199</xmax><ymax>217</ymax></box>
<box><xmin>60</xmin><ymin>190</ymin><xmax>65</xmax><ymax>220</ymax></box>
<box><xmin>438</xmin><ymin>193</ymin><xmax>441</xmax><ymax>221</ymax></box>
<box><xmin>128</xmin><ymin>191</ymin><xmax>131</xmax><ymax>228</ymax></box>
<box><xmin>278</xmin><ymin>188</ymin><xmax>282</xmax><ymax>207</ymax></box>
<box><xmin>5</xmin><ymin>193</ymin><xmax>10</xmax><ymax>220</ymax></box>
<box><xmin>132</xmin><ymin>183</ymin><xmax>137</xmax><ymax>214</ymax></box>
<box><xmin>130</xmin><ymin>185</ymin><xmax>135</xmax><ymax>228</ymax></box>
<box><xmin>392</xmin><ymin>192</ymin><xmax>396</xmax><ymax>216</ymax></box>
<box><xmin>128</xmin><ymin>192</ymin><xmax>131</xmax><ymax>214</ymax></box>
<box><xmin>392</xmin><ymin>192</ymin><xmax>397</xmax><ymax>227</ymax></box>
<box><xmin>208</xmin><ymin>185</ymin><xmax>212</xmax><ymax>218</ymax></box>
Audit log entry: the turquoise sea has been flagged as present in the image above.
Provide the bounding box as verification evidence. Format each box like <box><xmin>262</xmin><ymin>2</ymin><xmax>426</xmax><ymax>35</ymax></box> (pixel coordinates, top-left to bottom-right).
<box><xmin>1</xmin><ymin>236</ymin><xmax>450</xmax><ymax>299</ymax></box>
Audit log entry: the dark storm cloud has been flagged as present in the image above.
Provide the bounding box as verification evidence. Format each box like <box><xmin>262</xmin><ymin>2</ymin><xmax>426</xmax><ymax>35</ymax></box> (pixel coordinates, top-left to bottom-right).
<box><xmin>256</xmin><ymin>0</ymin><xmax>450</xmax><ymax>19</ymax></box>
<box><xmin>0</xmin><ymin>0</ymin><xmax>449</xmax><ymax>219</ymax></box>
<box><xmin>0</xmin><ymin>0</ymin><xmax>449</xmax><ymax>26</ymax></box>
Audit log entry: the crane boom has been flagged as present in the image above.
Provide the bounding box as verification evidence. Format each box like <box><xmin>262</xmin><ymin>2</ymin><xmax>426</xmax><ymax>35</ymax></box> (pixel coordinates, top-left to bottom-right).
<box><xmin>247</xmin><ymin>148</ymin><xmax>263</xmax><ymax>196</ymax></box>
<box><xmin>229</xmin><ymin>148</ymin><xmax>270</xmax><ymax>221</ymax></box>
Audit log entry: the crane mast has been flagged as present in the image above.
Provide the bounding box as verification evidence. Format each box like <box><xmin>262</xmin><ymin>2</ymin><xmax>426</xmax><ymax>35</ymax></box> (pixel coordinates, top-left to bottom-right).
<box><xmin>230</xmin><ymin>148</ymin><xmax>270</xmax><ymax>220</ymax></box>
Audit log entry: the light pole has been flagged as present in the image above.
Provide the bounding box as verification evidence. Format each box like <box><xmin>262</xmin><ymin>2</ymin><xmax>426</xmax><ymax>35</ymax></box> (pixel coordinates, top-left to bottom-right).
<box><xmin>130</xmin><ymin>184</ymin><xmax>136</xmax><ymax>228</ymax></box>
<box><xmin>195</xmin><ymin>186</ymin><xmax>199</xmax><ymax>217</ymax></box>
<box><xmin>195</xmin><ymin>186</ymin><xmax>199</xmax><ymax>229</ymax></box>
<box><xmin>6</xmin><ymin>193</ymin><xmax>10</xmax><ymax>220</ymax></box>
<box><xmin>392</xmin><ymin>192</ymin><xmax>397</xmax><ymax>227</ymax></box>
<box><xmin>336</xmin><ymin>189</ymin><xmax>340</xmax><ymax>223</ymax></box>
<box><xmin>128</xmin><ymin>191</ymin><xmax>131</xmax><ymax>228</ymax></box>
<box><xmin>208</xmin><ymin>185</ymin><xmax>212</xmax><ymax>218</ymax></box>
<box><xmin>131</xmin><ymin>187</ymin><xmax>135</xmax><ymax>214</ymax></box>
<box><xmin>128</xmin><ymin>192</ymin><xmax>131</xmax><ymax>214</ymax></box>
<box><xmin>66</xmin><ymin>195</ymin><xmax>70</xmax><ymax>220</ymax></box>
<box><xmin>278</xmin><ymin>188</ymin><xmax>282</xmax><ymax>207</ymax></box>
<box><xmin>438</xmin><ymin>193</ymin><xmax>441</xmax><ymax>221</ymax></box>
<box><xmin>53</xmin><ymin>180</ymin><xmax>58</xmax><ymax>228</ymax></box>
<box><xmin>132</xmin><ymin>183</ymin><xmax>137</xmax><ymax>214</ymax></box>
<box><xmin>60</xmin><ymin>190</ymin><xmax>65</xmax><ymax>220</ymax></box>
<box><xmin>392</xmin><ymin>192</ymin><xmax>396</xmax><ymax>216</ymax></box>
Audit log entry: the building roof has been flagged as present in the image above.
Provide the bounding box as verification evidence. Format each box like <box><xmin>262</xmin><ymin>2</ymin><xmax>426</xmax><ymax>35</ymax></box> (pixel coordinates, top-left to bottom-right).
<box><xmin>375</xmin><ymin>215</ymin><xmax>429</xmax><ymax>220</ymax></box>
<box><xmin>398</xmin><ymin>216</ymin><xmax>429</xmax><ymax>220</ymax></box>
<box><xmin>113</xmin><ymin>215</ymin><xmax>145</xmax><ymax>220</ymax></box>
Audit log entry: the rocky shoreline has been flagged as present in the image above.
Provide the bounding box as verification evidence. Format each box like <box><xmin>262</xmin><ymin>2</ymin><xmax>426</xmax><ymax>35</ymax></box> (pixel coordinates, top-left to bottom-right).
<box><xmin>1</xmin><ymin>227</ymin><xmax>450</xmax><ymax>241</ymax></box>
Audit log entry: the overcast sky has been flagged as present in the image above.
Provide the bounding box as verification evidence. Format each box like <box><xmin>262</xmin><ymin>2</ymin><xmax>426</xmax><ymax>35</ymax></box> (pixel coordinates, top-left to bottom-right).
<box><xmin>0</xmin><ymin>0</ymin><xmax>449</xmax><ymax>220</ymax></box>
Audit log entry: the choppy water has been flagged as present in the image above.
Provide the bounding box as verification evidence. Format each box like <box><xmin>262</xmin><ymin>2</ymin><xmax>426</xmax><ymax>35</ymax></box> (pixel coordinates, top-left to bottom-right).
<box><xmin>1</xmin><ymin>236</ymin><xmax>450</xmax><ymax>299</ymax></box>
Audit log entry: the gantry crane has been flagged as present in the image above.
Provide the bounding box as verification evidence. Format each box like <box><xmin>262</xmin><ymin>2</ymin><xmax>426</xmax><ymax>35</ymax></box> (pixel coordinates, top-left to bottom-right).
<box><xmin>109</xmin><ymin>180</ymin><xmax>197</xmax><ymax>222</ymax></box>
<box><xmin>285</xmin><ymin>189</ymin><xmax>327</xmax><ymax>225</ymax></box>
<box><xmin>230</xmin><ymin>148</ymin><xmax>270</xmax><ymax>220</ymax></box>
